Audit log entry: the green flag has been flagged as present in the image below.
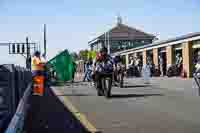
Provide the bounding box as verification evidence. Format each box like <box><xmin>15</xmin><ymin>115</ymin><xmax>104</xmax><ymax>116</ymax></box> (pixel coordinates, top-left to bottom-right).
<box><xmin>47</xmin><ymin>50</ymin><xmax>74</xmax><ymax>81</ymax></box>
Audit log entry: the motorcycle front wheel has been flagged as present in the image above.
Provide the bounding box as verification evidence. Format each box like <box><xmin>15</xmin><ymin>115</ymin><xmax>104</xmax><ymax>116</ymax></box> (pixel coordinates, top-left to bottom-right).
<box><xmin>102</xmin><ymin>77</ymin><xmax>112</xmax><ymax>98</ymax></box>
<box><xmin>94</xmin><ymin>81</ymin><xmax>103</xmax><ymax>96</ymax></box>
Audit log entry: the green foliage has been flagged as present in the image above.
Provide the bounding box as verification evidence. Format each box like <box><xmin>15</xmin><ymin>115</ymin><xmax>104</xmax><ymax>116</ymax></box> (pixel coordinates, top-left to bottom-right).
<box><xmin>71</xmin><ymin>52</ymin><xmax>79</xmax><ymax>61</ymax></box>
<box><xmin>79</xmin><ymin>49</ymin><xmax>89</xmax><ymax>60</ymax></box>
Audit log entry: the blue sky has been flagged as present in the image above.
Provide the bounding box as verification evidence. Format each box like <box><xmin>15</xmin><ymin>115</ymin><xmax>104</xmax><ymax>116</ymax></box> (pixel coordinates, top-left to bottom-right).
<box><xmin>0</xmin><ymin>0</ymin><xmax>199</xmax><ymax>66</ymax></box>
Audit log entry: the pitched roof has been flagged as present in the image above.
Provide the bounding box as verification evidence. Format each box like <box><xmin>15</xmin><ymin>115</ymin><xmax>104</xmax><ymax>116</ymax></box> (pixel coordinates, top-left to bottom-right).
<box><xmin>89</xmin><ymin>24</ymin><xmax>155</xmax><ymax>45</ymax></box>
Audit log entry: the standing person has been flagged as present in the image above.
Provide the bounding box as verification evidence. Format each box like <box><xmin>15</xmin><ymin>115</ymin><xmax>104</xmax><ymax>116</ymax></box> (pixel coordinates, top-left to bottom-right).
<box><xmin>147</xmin><ymin>56</ymin><xmax>152</xmax><ymax>76</ymax></box>
<box><xmin>137</xmin><ymin>56</ymin><xmax>143</xmax><ymax>73</ymax></box>
<box><xmin>31</xmin><ymin>51</ymin><xmax>45</xmax><ymax>95</ymax></box>
<box><xmin>86</xmin><ymin>59</ymin><xmax>93</xmax><ymax>81</ymax></box>
<box><xmin>40</xmin><ymin>53</ymin><xmax>49</xmax><ymax>87</ymax></box>
<box><xmin>83</xmin><ymin>60</ymin><xmax>89</xmax><ymax>82</ymax></box>
<box><xmin>128</xmin><ymin>56</ymin><xmax>134</xmax><ymax>67</ymax></box>
<box><xmin>41</xmin><ymin>54</ymin><xmax>47</xmax><ymax>63</ymax></box>
<box><xmin>113</xmin><ymin>55</ymin><xmax>123</xmax><ymax>84</ymax></box>
<box><xmin>135</xmin><ymin>56</ymin><xmax>140</xmax><ymax>76</ymax></box>
<box><xmin>31</xmin><ymin>51</ymin><xmax>44</xmax><ymax>76</ymax></box>
<box><xmin>159</xmin><ymin>55</ymin><xmax>164</xmax><ymax>76</ymax></box>
<box><xmin>193</xmin><ymin>51</ymin><xmax>200</xmax><ymax>95</ymax></box>
<box><xmin>127</xmin><ymin>56</ymin><xmax>134</xmax><ymax>77</ymax></box>
<box><xmin>72</xmin><ymin>62</ymin><xmax>77</xmax><ymax>83</ymax></box>
<box><xmin>142</xmin><ymin>59</ymin><xmax>151</xmax><ymax>84</ymax></box>
<box><xmin>176</xmin><ymin>53</ymin><xmax>183</xmax><ymax>65</ymax></box>
<box><xmin>83</xmin><ymin>61</ymin><xmax>86</xmax><ymax>73</ymax></box>
<box><xmin>176</xmin><ymin>53</ymin><xmax>183</xmax><ymax>74</ymax></box>
<box><xmin>83</xmin><ymin>59</ymin><xmax>93</xmax><ymax>82</ymax></box>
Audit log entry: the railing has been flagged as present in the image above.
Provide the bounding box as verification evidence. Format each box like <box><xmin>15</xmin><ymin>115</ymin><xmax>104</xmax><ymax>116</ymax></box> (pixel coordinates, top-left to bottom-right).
<box><xmin>0</xmin><ymin>64</ymin><xmax>32</xmax><ymax>132</ymax></box>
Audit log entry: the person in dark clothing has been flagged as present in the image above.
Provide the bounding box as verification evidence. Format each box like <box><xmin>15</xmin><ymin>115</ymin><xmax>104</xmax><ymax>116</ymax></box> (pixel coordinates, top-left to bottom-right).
<box><xmin>83</xmin><ymin>59</ymin><xmax>93</xmax><ymax>82</ymax></box>
<box><xmin>113</xmin><ymin>55</ymin><xmax>122</xmax><ymax>83</ymax></box>
<box><xmin>83</xmin><ymin>61</ymin><xmax>89</xmax><ymax>81</ymax></box>
<box><xmin>72</xmin><ymin>62</ymin><xmax>77</xmax><ymax>83</ymax></box>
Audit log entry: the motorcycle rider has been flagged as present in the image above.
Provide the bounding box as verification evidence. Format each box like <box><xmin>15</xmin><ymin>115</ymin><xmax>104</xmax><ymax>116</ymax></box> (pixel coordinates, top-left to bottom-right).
<box><xmin>92</xmin><ymin>47</ymin><xmax>114</xmax><ymax>93</ymax></box>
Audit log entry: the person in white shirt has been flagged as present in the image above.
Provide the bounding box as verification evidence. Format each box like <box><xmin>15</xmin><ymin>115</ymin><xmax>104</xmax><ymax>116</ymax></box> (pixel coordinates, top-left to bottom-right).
<box><xmin>41</xmin><ymin>54</ymin><xmax>47</xmax><ymax>63</ymax></box>
<box><xmin>128</xmin><ymin>56</ymin><xmax>134</xmax><ymax>68</ymax></box>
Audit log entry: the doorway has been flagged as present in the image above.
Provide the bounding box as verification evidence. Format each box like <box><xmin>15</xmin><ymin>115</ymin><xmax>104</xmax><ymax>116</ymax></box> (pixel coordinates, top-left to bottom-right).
<box><xmin>146</xmin><ymin>50</ymin><xmax>153</xmax><ymax>65</ymax></box>
<box><xmin>173</xmin><ymin>44</ymin><xmax>183</xmax><ymax>64</ymax></box>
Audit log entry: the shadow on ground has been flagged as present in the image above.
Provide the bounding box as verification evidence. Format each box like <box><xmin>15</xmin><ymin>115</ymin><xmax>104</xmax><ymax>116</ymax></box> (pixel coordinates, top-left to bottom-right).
<box><xmin>110</xmin><ymin>93</ymin><xmax>164</xmax><ymax>99</ymax></box>
<box><xmin>24</xmin><ymin>88</ymin><xmax>90</xmax><ymax>133</ymax></box>
<box><xmin>56</xmin><ymin>93</ymin><xmax>95</xmax><ymax>96</ymax></box>
<box><xmin>123</xmin><ymin>84</ymin><xmax>151</xmax><ymax>88</ymax></box>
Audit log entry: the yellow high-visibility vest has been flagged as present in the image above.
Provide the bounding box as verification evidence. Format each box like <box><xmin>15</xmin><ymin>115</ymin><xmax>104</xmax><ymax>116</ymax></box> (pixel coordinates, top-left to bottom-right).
<box><xmin>31</xmin><ymin>56</ymin><xmax>44</xmax><ymax>71</ymax></box>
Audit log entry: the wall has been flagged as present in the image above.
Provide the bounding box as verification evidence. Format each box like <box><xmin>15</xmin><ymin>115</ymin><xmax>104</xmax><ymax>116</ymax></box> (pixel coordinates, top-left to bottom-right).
<box><xmin>182</xmin><ymin>41</ymin><xmax>192</xmax><ymax>77</ymax></box>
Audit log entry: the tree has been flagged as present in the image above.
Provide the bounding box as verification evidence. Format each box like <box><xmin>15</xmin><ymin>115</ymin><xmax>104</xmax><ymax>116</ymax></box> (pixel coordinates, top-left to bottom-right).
<box><xmin>71</xmin><ymin>52</ymin><xmax>79</xmax><ymax>61</ymax></box>
<box><xmin>79</xmin><ymin>49</ymin><xmax>89</xmax><ymax>61</ymax></box>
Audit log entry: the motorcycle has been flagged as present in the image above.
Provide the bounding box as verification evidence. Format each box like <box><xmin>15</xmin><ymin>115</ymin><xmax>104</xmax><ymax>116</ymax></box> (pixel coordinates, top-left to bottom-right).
<box><xmin>101</xmin><ymin>72</ymin><xmax>113</xmax><ymax>98</ymax></box>
<box><xmin>93</xmin><ymin>60</ymin><xmax>114</xmax><ymax>98</ymax></box>
<box><xmin>126</xmin><ymin>65</ymin><xmax>140</xmax><ymax>77</ymax></box>
<box><xmin>166</xmin><ymin>64</ymin><xmax>182</xmax><ymax>77</ymax></box>
<box><xmin>150</xmin><ymin>64</ymin><xmax>161</xmax><ymax>77</ymax></box>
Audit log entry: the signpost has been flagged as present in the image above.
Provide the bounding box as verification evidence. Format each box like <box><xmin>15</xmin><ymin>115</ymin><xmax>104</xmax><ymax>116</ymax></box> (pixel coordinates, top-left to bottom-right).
<box><xmin>0</xmin><ymin>37</ymin><xmax>38</xmax><ymax>69</ymax></box>
<box><xmin>44</xmin><ymin>24</ymin><xmax>47</xmax><ymax>58</ymax></box>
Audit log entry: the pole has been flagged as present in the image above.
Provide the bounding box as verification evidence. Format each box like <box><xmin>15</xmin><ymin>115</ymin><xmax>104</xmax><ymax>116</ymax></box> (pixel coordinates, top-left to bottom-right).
<box><xmin>38</xmin><ymin>43</ymin><xmax>41</xmax><ymax>52</ymax></box>
<box><xmin>104</xmin><ymin>32</ymin><xmax>107</xmax><ymax>48</ymax></box>
<box><xmin>26</xmin><ymin>37</ymin><xmax>31</xmax><ymax>69</ymax></box>
<box><xmin>44</xmin><ymin>24</ymin><xmax>47</xmax><ymax>58</ymax></box>
<box><xmin>108</xmin><ymin>31</ymin><xmax>110</xmax><ymax>54</ymax></box>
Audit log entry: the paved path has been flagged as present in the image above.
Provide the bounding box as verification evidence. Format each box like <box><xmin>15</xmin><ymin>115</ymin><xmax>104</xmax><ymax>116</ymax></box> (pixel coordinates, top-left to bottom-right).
<box><xmin>24</xmin><ymin>87</ymin><xmax>89</xmax><ymax>133</ymax></box>
<box><xmin>53</xmin><ymin>78</ymin><xmax>200</xmax><ymax>133</ymax></box>
<box><xmin>139</xmin><ymin>77</ymin><xmax>199</xmax><ymax>96</ymax></box>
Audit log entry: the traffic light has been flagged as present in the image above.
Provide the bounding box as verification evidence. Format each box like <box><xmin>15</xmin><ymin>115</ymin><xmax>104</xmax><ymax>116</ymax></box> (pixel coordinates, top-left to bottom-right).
<box><xmin>17</xmin><ymin>44</ymin><xmax>20</xmax><ymax>53</ymax></box>
<box><xmin>22</xmin><ymin>44</ymin><xmax>25</xmax><ymax>53</ymax></box>
<box><xmin>12</xmin><ymin>44</ymin><xmax>15</xmax><ymax>53</ymax></box>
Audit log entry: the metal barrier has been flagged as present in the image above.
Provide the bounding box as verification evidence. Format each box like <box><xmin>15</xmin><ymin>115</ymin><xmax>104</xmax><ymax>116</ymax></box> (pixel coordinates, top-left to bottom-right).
<box><xmin>0</xmin><ymin>64</ymin><xmax>32</xmax><ymax>132</ymax></box>
<box><xmin>5</xmin><ymin>84</ymin><xmax>32</xmax><ymax>133</ymax></box>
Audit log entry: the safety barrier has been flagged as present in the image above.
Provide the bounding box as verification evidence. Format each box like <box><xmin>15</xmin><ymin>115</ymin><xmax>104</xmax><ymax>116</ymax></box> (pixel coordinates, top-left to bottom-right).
<box><xmin>5</xmin><ymin>84</ymin><xmax>32</xmax><ymax>133</ymax></box>
<box><xmin>0</xmin><ymin>64</ymin><xmax>32</xmax><ymax>132</ymax></box>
